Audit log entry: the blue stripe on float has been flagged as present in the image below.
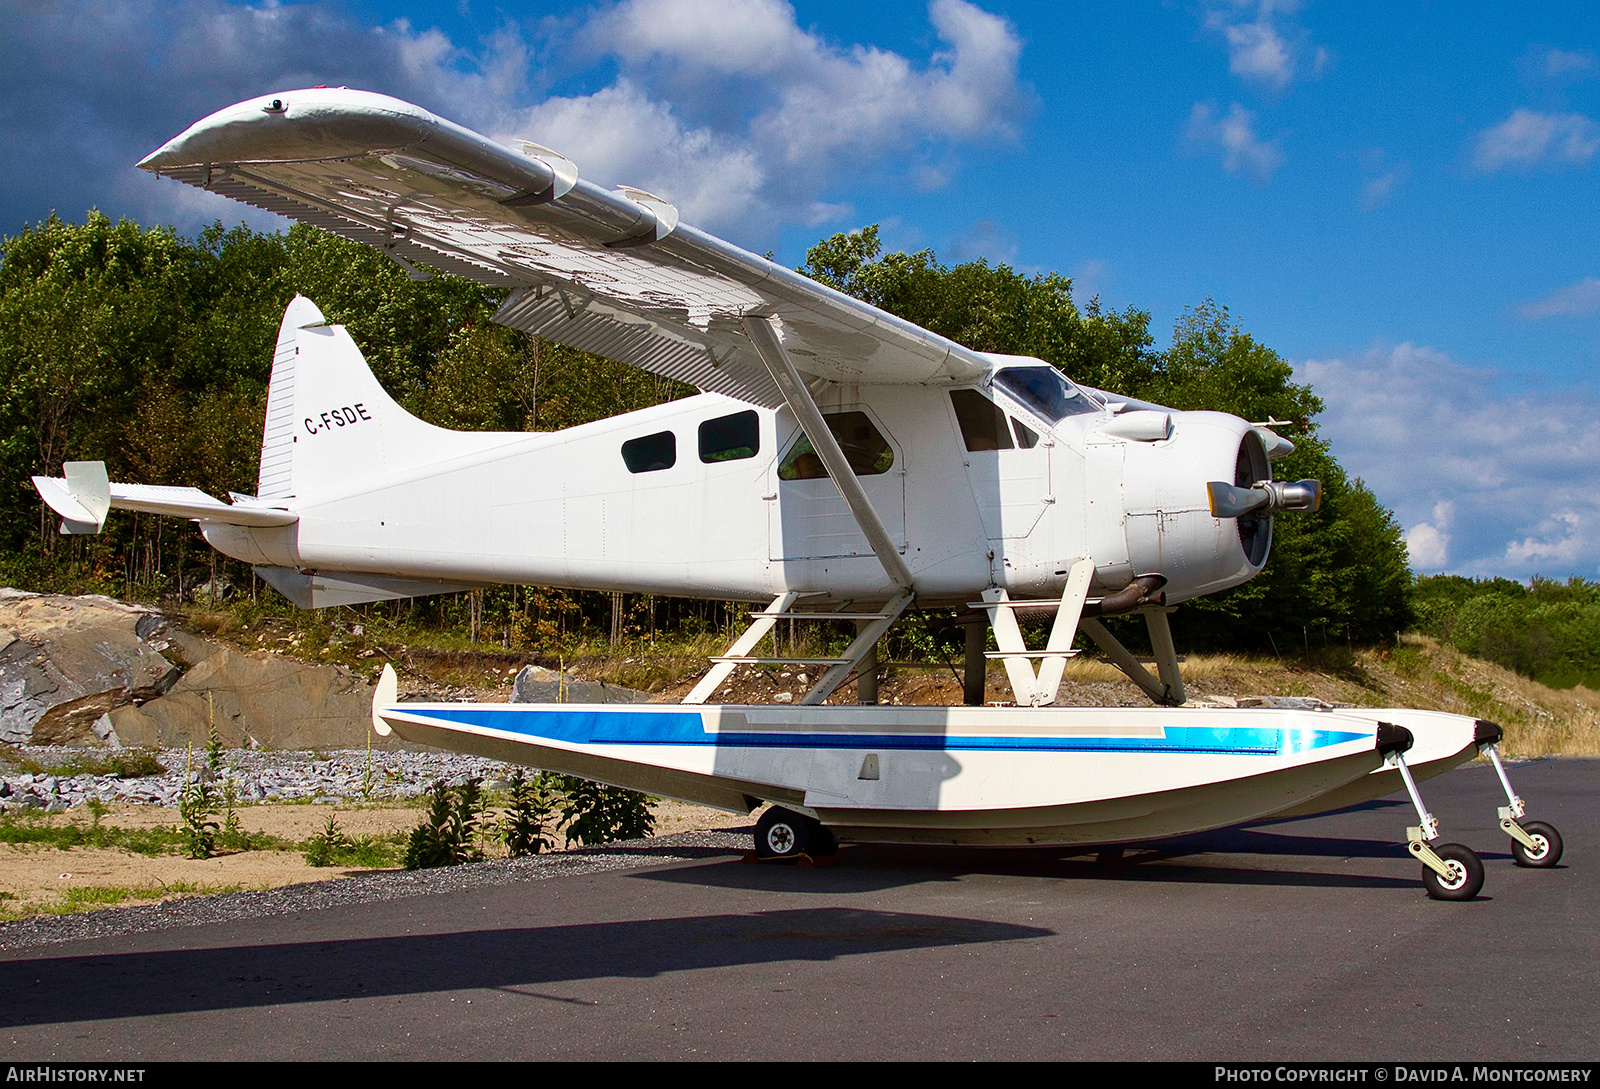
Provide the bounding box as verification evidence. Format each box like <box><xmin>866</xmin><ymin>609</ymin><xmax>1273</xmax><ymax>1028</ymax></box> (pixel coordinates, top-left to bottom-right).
<box><xmin>394</xmin><ymin>706</ymin><xmax>1366</xmax><ymax>757</ymax></box>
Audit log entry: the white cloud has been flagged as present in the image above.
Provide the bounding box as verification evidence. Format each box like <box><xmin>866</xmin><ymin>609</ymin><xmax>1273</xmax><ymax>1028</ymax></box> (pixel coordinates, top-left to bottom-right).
<box><xmin>1200</xmin><ymin>1</ymin><xmax>1326</xmax><ymax>92</ymax></box>
<box><xmin>1505</xmin><ymin>511</ymin><xmax>1585</xmax><ymax>567</ymax></box>
<box><xmin>1517</xmin><ymin>277</ymin><xmax>1600</xmax><ymax>320</ymax></box>
<box><xmin>1358</xmin><ymin>152</ymin><xmax>1409</xmax><ymax>210</ymax></box>
<box><xmin>505</xmin><ymin>80</ymin><xmax>767</xmax><ymax>231</ymax></box>
<box><xmin>1406</xmin><ymin>522</ymin><xmax>1450</xmax><ymax>571</ymax></box>
<box><xmin>1183</xmin><ymin>103</ymin><xmax>1284</xmax><ymax>182</ymax></box>
<box><xmin>1071</xmin><ymin>258</ymin><xmax>1111</xmax><ymax>301</ymax></box>
<box><xmin>1223</xmin><ymin>19</ymin><xmax>1293</xmax><ymax>91</ymax></box>
<box><xmin>945</xmin><ymin>218</ymin><xmax>1018</xmax><ymax>265</ymax></box>
<box><xmin>0</xmin><ymin>0</ymin><xmax>1029</xmax><ymax>243</ymax></box>
<box><xmin>1360</xmin><ymin>170</ymin><xmax>1400</xmax><ymax>209</ymax></box>
<box><xmin>1472</xmin><ymin>108</ymin><xmax>1600</xmax><ymax>172</ymax></box>
<box><xmin>1297</xmin><ymin>345</ymin><xmax>1600</xmax><ymax>578</ymax></box>
<box><xmin>1542</xmin><ymin>47</ymin><xmax>1594</xmax><ymax>79</ymax></box>
<box><xmin>537</xmin><ymin>0</ymin><xmax>1029</xmax><ymax>233</ymax></box>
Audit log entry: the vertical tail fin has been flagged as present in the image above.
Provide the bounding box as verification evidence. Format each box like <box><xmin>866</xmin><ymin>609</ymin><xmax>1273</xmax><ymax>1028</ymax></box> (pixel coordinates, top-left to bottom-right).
<box><xmin>256</xmin><ymin>296</ymin><xmax>319</xmax><ymax>500</ymax></box>
<box><xmin>256</xmin><ymin>295</ymin><xmax>520</xmax><ymax>503</ymax></box>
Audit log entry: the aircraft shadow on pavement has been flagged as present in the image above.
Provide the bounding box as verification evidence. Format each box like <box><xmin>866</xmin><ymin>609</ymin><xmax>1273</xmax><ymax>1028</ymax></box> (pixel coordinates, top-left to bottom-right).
<box><xmin>634</xmin><ymin>830</ymin><xmax>1426</xmax><ymax>894</ymax></box>
<box><xmin>0</xmin><ymin>907</ymin><xmax>1050</xmax><ymax>1028</ymax></box>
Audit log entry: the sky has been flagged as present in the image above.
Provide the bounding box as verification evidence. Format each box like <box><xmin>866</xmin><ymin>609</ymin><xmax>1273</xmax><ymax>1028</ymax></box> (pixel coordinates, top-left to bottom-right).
<box><xmin>2</xmin><ymin>0</ymin><xmax>1598</xmax><ymax>582</ymax></box>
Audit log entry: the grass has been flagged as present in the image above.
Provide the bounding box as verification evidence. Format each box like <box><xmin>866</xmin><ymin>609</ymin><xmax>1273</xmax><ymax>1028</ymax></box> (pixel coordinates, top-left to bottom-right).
<box><xmin>0</xmin><ymin>809</ymin><xmax>295</xmax><ymax>856</ymax></box>
<box><xmin>48</xmin><ymin>882</ymin><xmax>251</xmax><ymax>916</ymax></box>
<box><xmin>0</xmin><ymin>748</ymin><xmax>167</xmax><ymax>779</ymax></box>
<box><xmin>0</xmin><ymin>881</ymin><xmax>260</xmax><ymax>921</ymax></box>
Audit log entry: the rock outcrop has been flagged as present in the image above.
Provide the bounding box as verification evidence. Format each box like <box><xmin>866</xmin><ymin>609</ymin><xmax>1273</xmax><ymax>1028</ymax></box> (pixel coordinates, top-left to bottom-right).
<box><xmin>0</xmin><ymin>589</ymin><xmax>393</xmax><ymax>750</ymax></box>
<box><xmin>511</xmin><ymin>664</ymin><xmax>648</xmax><ymax>705</ymax></box>
<box><xmin>0</xmin><ymin>591</ymin><xmax>180</xmax><ymax>745</ymax></box>
<box><xmin>107</xmin><ymin>630</ymin><xmax>404</xmax><ymax>750</ymax></box>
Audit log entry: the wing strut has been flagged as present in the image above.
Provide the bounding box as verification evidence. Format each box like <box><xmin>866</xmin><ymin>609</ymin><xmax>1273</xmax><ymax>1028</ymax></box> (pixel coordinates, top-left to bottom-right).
<box><xmin>741</xmin><ymin>316</ymin><xmax>915</xmax><ymax>593</ymax></box>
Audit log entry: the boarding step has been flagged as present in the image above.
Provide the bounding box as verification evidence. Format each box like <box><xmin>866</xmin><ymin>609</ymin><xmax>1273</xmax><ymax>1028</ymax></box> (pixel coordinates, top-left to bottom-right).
<box><xmin>985</xmin><ymin>650</ymin><xmax>1083</xmax><ymax>659</ymax></box>
<box><xmin>752</xmin><ymin>611</ymin><xmax>899</xmax><ymax>621</ymax></box>
<box><xmin>969</xmin><ymin>598</ymin><xmax>1103</xmax><ymax>611</ymax></box>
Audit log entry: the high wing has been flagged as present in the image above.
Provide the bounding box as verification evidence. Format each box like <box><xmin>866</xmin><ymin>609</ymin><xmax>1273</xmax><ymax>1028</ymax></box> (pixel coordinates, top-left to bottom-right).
<box><xmin>138</xmin><ymin>88</ymin><xmax>991</xmax><ymax>409</ymax></box>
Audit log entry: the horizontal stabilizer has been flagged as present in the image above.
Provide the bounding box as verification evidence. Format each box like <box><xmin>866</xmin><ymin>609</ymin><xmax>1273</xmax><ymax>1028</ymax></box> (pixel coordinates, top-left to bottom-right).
<box><xmin>254</xmin><ymin>566</ymin><xmax>488</xmax><ymax>609</ymax></box>
<box><xmin>33</xmin><ymin>467</ymin><xmax>299</xmax><ymax>532</ymax></box>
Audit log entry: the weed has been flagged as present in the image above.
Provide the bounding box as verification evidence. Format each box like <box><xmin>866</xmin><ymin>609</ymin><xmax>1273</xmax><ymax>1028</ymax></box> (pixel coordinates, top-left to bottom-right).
<box><xmin>36</xmin><ymin>750</ymin><xmax>167</xmax><ymax>779</ymax></box>
<box><xmin>403</xmin><ymin>780</ymin><xmax>485</xmax><ymax>869</ymax></box>
<box><xmin>0</xmin><ymin>811</ymin><xmax>186</xmax><ymax>854</ymax></box>
<box><xmin>217</xmin><ymin>776</ymin><xmax>249</xmax><ymax>852</ymax></box>
<box><xmin>302</xmin><ymin>815</ymin><xmax>403</xmax><ymax>869</ymax></box>
<box><xmin>47</xmin><ymin>881</ymin><xmax>251</xmax><ymax>915</ymax></box>
<box><xmin>302</xmin><ymin>812</ymin><xmax>349</xmax><ymax>866</ymax></box>
<box><xmin>498</xmin><ymin>769</ymin><xmax>556</xmax><ymax>857</ymax></box>
<box><xmin>177</xmin><ymin>741</ymin><xmax>219</xmax><ymax>860</ymax></box>
<box><xmin>554</xmin><ymin>775</ymin><xmax>655</xmax><ymax>847</ymax></box>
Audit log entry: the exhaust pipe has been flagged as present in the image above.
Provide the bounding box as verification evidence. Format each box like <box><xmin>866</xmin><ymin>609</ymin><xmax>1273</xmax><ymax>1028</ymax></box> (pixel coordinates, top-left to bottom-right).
<box><xmin>1082</xmin><ymin>574</ymin><xmax>1167</xmax><ymax>618</ymax></box>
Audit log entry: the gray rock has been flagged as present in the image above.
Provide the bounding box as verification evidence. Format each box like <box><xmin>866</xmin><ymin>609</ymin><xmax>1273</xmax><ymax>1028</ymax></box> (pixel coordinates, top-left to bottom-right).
<box><xmin>106</xmin><ymin>637</ymin><xmax>400</xmax><ymax>751</ymax></box>
<box><xmin>0</xmin><ymin>592</ymin><xmax>179</xmax><ymax>744</ymax></box>
<box><xmin>511</xmin><ymin>664</ymin><xmax>649</xmax><ymax>705</ymax></box>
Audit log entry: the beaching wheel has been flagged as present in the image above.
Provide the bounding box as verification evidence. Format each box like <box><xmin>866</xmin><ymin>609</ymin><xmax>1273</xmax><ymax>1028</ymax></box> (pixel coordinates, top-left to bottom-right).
<box><xmin>756</xmin><ymin>807</ymin><xmax>811</xmax><ymax>861</ymax></box>
<box><xmin>1511</xmin><ymin>821</ymin><xmax>1563</xmax><ymax>868</ymax></box>
<box><xmin>1422</xmin><ymin>843</ymin><xmax>1484</xmax><ymax>901</ymax></box>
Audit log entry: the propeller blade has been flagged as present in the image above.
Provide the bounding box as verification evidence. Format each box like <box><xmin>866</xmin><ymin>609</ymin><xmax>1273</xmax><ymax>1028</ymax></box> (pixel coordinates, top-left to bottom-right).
<box><xmin>1207</xmin><ymin>481</ymin><xmax>1271</xmax><ymax>519</ymax></box>
<box><xmin>1206</xmin><ymin>479</ymin><xmax>1323</xmax><ymax>519</ymax></box>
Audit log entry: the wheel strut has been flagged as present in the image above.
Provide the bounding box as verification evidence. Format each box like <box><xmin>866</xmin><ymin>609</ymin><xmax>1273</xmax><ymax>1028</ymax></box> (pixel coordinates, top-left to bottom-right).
<box><xmin>1478</xmin><ymin>721</ymin><xmax>1564</xmax><ymax>868</ymax></box>
<box><xmin>1387</xmin><ymin>732</ymin><xmax>1485</xmax><ymax>901</ymax></box>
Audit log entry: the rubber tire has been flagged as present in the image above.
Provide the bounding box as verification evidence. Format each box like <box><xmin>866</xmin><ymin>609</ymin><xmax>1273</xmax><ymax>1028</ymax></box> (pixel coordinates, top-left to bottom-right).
<box><xmin>755</xmin><ymin>807</ymin><xmax>810</xmax><ymax>861</ymax></box>
<box><xmin>1422</xmin><ymin>843</ymin><xmax>1485</xmax><ymax>901</ymax></box>
<box><xmin>808</xmin><ymin>821</ymin><xmax>840</xmax><ymax>857</ymax></box>
<box><xmin>1510</xmin><ymin>820</ymin><xmax>1563</xmax><ymax>868</ymax></box>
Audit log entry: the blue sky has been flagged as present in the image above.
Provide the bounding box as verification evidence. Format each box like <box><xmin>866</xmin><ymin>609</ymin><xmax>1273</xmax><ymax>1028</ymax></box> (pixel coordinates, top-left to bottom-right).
<box><xmin>3</xmin><ymin>1</ymin><xmax>1598</xmax><ymax>580</ymax></box>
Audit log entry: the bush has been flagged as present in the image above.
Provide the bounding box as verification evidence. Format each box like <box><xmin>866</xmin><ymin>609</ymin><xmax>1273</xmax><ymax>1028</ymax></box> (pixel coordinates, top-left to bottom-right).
<box><xmin>403</xmin><ymin>779</ymin><xmax>485</xmax><ymax>869</ymax></box>
<box><xmin>302</xmin><ymin>812</ymin><xmax>350</xmax><ymax>867</ymax></box>
<box><xmin>553</xmin><ymin>775</ymin><xmax>655</xmax><ymax>847</ymax></box>
<box><xmin>498</xmin><ymin>769</ymin><xmax>556</xmax><ymax>858</ymax></box>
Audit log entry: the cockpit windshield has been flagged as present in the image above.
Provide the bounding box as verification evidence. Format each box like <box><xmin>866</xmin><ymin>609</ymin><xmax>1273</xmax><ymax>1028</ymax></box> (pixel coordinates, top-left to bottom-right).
<box><xmin>993</xmin><ymin>366</ymin><xmax>1101</xmax><ymax>423</ymax></box>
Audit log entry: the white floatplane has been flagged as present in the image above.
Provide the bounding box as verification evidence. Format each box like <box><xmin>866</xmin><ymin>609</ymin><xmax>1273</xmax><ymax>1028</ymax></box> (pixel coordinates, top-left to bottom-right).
<box><xmin>35</xmin><ymin>89</ymin><xmax>1563</xmax><ymax>899</ymax></box>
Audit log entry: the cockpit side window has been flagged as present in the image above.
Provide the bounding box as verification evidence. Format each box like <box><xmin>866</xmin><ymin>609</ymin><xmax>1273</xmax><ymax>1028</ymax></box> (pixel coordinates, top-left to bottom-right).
<box><xmin>621</xmin><ymin>430</ymin><xmax>676</xmax><ymax>473</ymax></box>
<box><xmin>778</xmin><ymin>411</ymin><xmax>894</xmax><ymax>480</ymax></box>
<box><xmin>1011</xmin><ymin>418</ymin><xmax>1040</xmax><ymax>449</ymax></box>
<box><xmin>994</xmin><ymin>366</ymin><xmax>1100</xmax><ymax>422</ymax></box>
<box><xmin>699</xmin><ymin>410</ymin><xmax>760</xmax><ymax>463</ymax></box>
<box><xmin>950</xmin><ymin>389</ymin><xmax>1014</xmax><ymax>452</ymax></box>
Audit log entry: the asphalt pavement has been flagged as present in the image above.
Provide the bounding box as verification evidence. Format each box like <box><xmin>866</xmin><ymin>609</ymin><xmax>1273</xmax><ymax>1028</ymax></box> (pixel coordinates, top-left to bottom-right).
<box><xmin>1</xmin><ymin>759</ymin><xmax>1593</xmax><ymax>1061</ymax></box>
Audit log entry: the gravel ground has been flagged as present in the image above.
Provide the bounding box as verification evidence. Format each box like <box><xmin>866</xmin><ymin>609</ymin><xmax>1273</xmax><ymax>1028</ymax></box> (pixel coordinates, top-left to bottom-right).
<box><xmin>0</xmin><ymin>827</ymin><xmax>754</xmax><ymax>952</ymax></box>
<box><xmin>1</xmin><ymin>745</ymin><xmax>528</xmax><ymax>812</ymax></box>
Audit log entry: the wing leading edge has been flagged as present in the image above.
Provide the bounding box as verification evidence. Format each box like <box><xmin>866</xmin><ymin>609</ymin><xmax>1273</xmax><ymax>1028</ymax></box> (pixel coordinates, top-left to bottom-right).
<box><xmin>138</xmin><ymin>88</ymin><xmax>991</xmax><ymax>408</ymax></box>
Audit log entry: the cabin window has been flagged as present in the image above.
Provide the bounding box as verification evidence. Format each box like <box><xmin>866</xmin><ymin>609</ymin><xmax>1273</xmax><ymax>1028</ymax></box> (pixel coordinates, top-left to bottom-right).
<box><xmin>993</xmin><ymin>366</ymin><xmax>1100</xmax><ymax>422</ymax></box>
<box><xmin>950</xmin><ymin>389</ymin><xmax>1013</xmax><ymax>451</ymax></box>
<box><xmin>699</xmin><ymin>410</ymin><xmax>760</xmax><ymax>463</ymax></box>
<box><xmin>778</xmin><ymin>411</ymin><xmax>895</xmax><ymax>480</ymax></box>
<box><xmin>621</xmin><ymin>430</ymin><xmax>676</xmax><ymax>473</ymax></box>
<box><xmin>1011</xmin><ymin>418</ymin><xmax>1040</xmax><ymax>449</ymax></box>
